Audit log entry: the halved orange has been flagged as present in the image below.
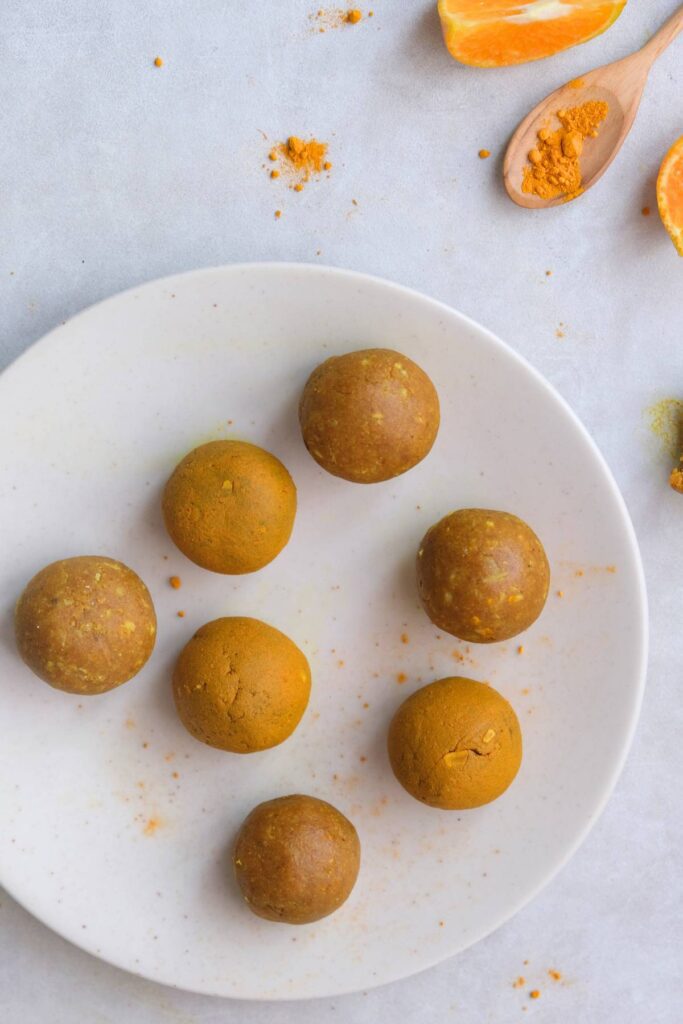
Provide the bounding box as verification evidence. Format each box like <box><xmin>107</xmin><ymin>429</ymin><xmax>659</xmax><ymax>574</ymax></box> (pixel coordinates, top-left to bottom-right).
<box><xmin>657</xmin><ymin>136</ymin><xmax>683</xmax><ymax>257</ymax></box>
<box><xmin>438</xmin><ymin>0</ymin><xmax>627</xmax><ymax>68</ymax></box>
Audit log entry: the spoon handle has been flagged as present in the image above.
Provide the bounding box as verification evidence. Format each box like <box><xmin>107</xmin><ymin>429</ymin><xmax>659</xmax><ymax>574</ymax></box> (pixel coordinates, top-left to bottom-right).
<box><xmin>640</xmin><ymin>3</ymin><xmax>683</xmax><ymax>64</ymax></box>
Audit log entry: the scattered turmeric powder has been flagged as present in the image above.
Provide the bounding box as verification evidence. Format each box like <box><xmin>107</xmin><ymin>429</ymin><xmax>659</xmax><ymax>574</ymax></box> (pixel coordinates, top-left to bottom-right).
<box><xmin>642</xmin><ymin>206</ymin><xmax>651</xmax><ymax>216</ymax></box>
<box><xmin>309</xmin><ymin>8</ymin><xmax>364</xmax><ymax>31</ymax></box>
<box><xmin>522</xmin><ymin>101</ymin><xmax>609</xmax><ymax>201</ymax></box>
<box><xmin>513</xmin><ymin>977</ymin><xmax>526</xmax><ymax>989</ymax></box>
<box><xmin>177</xmin><ymin>610</ymin><xmax>185</xmax><ymax>618</ymax></box>
<box><xmin>396</xmin><ymin>672</ymin><xmax>407</xmax><ymax>684</ymax></box>
<box><xmin>478</xmin><ymin>149</ymin><xmax>491</xmax><ymax>159</ymax></box>
<box><xmin>169</xmin><ymin>576</ymin><xmax>182</xmax><ymax>589</ymax></box>
<box><xmin>517</xmin><ymin>645</ymin><xmax>524</xmax><ymax>655</ymax></box>
<box><xmin>153</xmin><ymin>56</ymin><xmax>163</xmax><ymax>68</ymax></box>
<box><xmin>400</xmin><ymin>632</ymin><xmax>409</xmax><ymax>644</ymax></box>
<box><xmin>530</xmin><ymin>990</ymin><xmax>541</xmax><ymax>1000</ymax></box>
<box><xmin>548</xmin><ymin>969</ymin><xmax>562</xmax><ymax>982</ymax></box>
<box><xmin>269</xmin><ymin>137</ymin><xmax>329</xmax><ymax>191</ymax></box>
<box><xmin>274</xmin><ymin>209</ymin><xmax>282</xmax><ymax>219</ymax></box>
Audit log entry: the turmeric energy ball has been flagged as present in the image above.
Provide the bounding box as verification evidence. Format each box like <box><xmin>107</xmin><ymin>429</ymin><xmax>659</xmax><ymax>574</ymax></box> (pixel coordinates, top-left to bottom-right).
<box><xmin>299</xmin><ymin>348</ymin><xmax>440</xmax><ymax>483</ymax></box>
<box><xmin>233</xmin><ymin>794</ymin><xmax>361</xmax><ymax>923</ymax></box>
<box><xmin>417</xmin><ymin>509</ymin><xmax>549</xmax><ymax>643</ymax></box>
<box><xmin>15</xmin><ymin>556</ymin><xmax>157</xmax><ymax>695</ymax></box>
<box><xmin>173</xmin><ymin>617</ymin><xmax>311</xmax><ymax>753</ymax></box>
<box><xmin>388</xmin><ymin>677</ymin><xmax>522</xmax><ymax>810</ymax></box>
<box><xmin>163</xmin><ymin>440</ymin><xmax>296</xmax><ymax>574</ymax></box>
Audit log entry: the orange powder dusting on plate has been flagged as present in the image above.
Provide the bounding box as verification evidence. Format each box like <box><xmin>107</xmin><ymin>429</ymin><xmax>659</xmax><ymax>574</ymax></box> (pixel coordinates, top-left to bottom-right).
<box><xmin>396</xmin><ymin>672</ymin><xmax>407</xmax><ymax>684</ymax></box>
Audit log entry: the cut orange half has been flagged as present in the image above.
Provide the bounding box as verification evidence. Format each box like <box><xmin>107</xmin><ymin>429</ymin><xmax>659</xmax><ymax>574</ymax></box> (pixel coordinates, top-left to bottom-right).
<box><xmin>657</xmin><ymin>136</ymin><xmax>683</xmax><ymax>257</ymax></box>
<box><xmin>438</xmin><ymin>0</ymin><xmax>627</xmax><ymax>68</ymax></box>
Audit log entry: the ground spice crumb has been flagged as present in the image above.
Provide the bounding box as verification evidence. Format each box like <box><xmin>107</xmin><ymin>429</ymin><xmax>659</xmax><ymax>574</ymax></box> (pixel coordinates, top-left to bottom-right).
<box><xmin>530</xmin><ymin>991</ymin><xmax>541</xmax><ymax>1000</ymax></box>
<box><xmin>275</xmin><ymin>210</ymin><xmax>282</xmax><ymax>219</ymax></box>
<box><xmin>153</xmin><ymin>56</ymin><xmax>163</xmax><ymax>68</ymax></box>
<box><xmin>270</xmin><ymin>169</ymin><xmax>280</xmax><ymax>179</ymax></box>
<box><xmin>352</xmin><ymin>198</ymin><xmax>358</xmax><ymax>205</ymax></box>
<box><xmin>397</xmin><ymin>672</ymin><xmax>407</xmax><ymax>684</ymax></box>
<box><xmin>641</xmin><ymin>206</ymin><xmax>651</xmax><ymax>216</ymax></box>
<box><xmin>548</xmin><ymin>969</ymin><xmax>562</xmax><ymax>982</ymax></box>
<box><xmin>347</xmin><ymin>9</ymin><xmax>362</xmax><ymax>22</ymax></box>
<box><xmin>363</xmin><ymin>702</ymin><xmax>369</xmax><ymax>709</ymax></box>
<box><xmin>169</xmin><ymin>576</ymin><xmax>182</xmax><ymax>589</ymax></box>
<box><xmin>269</xmin><ymin>150</ymin><xmax>278</xmax><ymax>162</ymax></box>
<box><xmin>401</xmin><ymin>632</ymin><xmax>409</xmax><ymax>644</ymax></box>
<box><xmin>513</xmin><ymin>977</ymin><xmax>526</xmax><ymax>989</ymax></box>
<box><xmin>575</xmin><ymin>569</ymin><xmax>584</xmax><ymax>577</ymax></box>
<box><xmin>359</xmin><ymin>755</ymin><xmax>367</xmax><ymax>762</ymax></box>
<box><xmin>478</xmin><ymin>149</ymin><xmax>491</xmax><ymax>159</ymax></box>
<box><xmin>324</xmin><ymin>161</ymin><xmax>333</xmax><ymax>170</ymax></box>
<box><xmin>517</xmin><ymin>645</ymin><xmax>524</xmax><ymax>654</ymax></box>
<box><xmin>439</xmin><ymin>920</ymin><xmax>445</xmax><ymax>927</ymax></box>
<box><xmin>294</xmin><ymin>183</ymin><xmax>304</xmax><ymax>192</ymax></box>
<box><xmin>545</xmin><ymin>270</ymin><xmax>552</xmax><ymax>276</ymax></box>
<box><xmin>172</xmin><ymin>771</ymin><xmax>179</xmax><ymax>779</ymax></box>
<box><xmin>177</xmin><ymin>611</ymin><xmax>185</xmax><ymax>618</ymax></box>
<box><xmin>556</xmin><ymin>590</ymin><xmax>564</xmax><ymax>598</ymax></box>
<box><xmin>521</xmin><ymin>687</ymin><xmax>530</xmax><ymax>695</ymax></box>
<box><xmin>671</xmin><ymin>465</ymin><xmax>683</xmax><ymax>493</ymax></box>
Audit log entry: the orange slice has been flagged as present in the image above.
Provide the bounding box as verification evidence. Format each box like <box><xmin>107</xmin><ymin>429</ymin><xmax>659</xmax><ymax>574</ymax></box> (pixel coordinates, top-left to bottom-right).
<box><xmin>438</xmin><ymin>0</ymin><xmax>627</xmax><ymax>68</ymax></box>
<box><xmin>657</xmin><ymin>136</ymin><xmax>683</xmax><ymax>256</ymax></box>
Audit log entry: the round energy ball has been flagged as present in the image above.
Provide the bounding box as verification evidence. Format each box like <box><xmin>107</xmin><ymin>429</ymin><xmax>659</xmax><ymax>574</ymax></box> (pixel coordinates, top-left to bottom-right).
<box><xmin>417</xmin><ymin>508</ymin><xmax>550</xmax><ymax>643</ymax></box>
<box><xmin>299</xmin><ymin>348</ymin><xmax>440</xmax><ymax>483</ymax></box>
<box><xmin>162</xmin><ymin>440</ymin><xmax>296</xmax><ymax>574</ymax></box>
<box><xmin>173</xmin><ymin>617</ymin><xmax>311</xmax><ymax>753</ymax></box>
<box><xmin>233</xmin><ymin>794</ymin><xmax>361</xmax><ymax>924</ymax></box>
<box><xmin>14</xmin><ymin>556</ymin><xmax>157</xmax><ymax>695</ymax></box>
<box><xmin>388</xmin><ymin>677</ymin><xmax>522</xmax><ymax>810</ymax></box>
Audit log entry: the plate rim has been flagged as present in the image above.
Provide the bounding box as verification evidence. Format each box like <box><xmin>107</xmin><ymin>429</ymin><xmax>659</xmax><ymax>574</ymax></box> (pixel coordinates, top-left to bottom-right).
<box><xmin>0</xmin><ymin>261</ymin><xmax>649</xmax><ymax>1000</ymax></box>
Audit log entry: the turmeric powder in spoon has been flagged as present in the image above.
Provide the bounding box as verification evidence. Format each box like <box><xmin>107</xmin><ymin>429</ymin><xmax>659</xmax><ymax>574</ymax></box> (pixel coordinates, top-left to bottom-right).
<box><xmin>522</xmin><ymin>100</ymin><xmax>609</xmax><ymax>202</ymax></box>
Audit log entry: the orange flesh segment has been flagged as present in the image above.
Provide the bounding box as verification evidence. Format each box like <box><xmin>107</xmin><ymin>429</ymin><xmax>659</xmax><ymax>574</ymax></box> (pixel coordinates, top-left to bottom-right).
<box><xmin>657</xmin><ymin>137</ymin><xmax>683</xmax><ymax>255</ymax></box>
<box><xmin>438</xmin><ymin>0</ymin><xmax>626</xmax><ymax>67</ymax></box>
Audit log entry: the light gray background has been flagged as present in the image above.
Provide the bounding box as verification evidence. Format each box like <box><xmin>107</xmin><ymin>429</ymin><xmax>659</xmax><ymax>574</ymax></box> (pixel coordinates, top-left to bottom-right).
<box><xmin>1</xmin><ymin>1</ymin><xmax>681</xmax><ymax>1021</ymax></box>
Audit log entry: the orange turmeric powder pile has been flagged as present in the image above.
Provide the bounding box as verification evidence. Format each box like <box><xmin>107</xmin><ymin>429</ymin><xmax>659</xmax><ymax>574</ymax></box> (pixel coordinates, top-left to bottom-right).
<box><xmin>522</xmin><ymin>101</ymin><xmax>609</xmax><ymax>202</ymax></box>
<box><xmin>269</xmin><ymin>136</ymin><xmax>329</xmax><ymax>191</ymax></box>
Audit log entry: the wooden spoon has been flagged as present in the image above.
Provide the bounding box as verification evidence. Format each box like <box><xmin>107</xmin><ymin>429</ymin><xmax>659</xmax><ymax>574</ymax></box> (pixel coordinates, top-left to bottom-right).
<box><xmin>503</xmin><ymin>4</ymin><xmax>683</xmax><ymax>209</ymax></box>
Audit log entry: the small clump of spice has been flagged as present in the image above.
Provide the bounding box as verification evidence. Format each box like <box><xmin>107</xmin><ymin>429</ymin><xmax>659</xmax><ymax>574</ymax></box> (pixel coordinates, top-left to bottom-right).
<box><xmin>670</xmin><ymin>458</ymin><xmax>683</xmax><ymax>493</ymax></box>
<box><xmin>478</xmin><ymin>149</ymin><xmax>491</xmax><ymax>159</ymax></box>
<box><xmin>522</xmin><ymin>101</ymin><xmax>609</xmax><ymax>201</ymax></box>
<box><xmin>169</xmin><ymin>576</ymin><xmax>182</xmax><ymax>589</ymax></box>
<box><xmin>530</xmin><ymin>990</ymin><xmax>541</xmax><ymax>1000</ymax></box>
<box><xmin>153</xmin><ymin>56</ymin><xmax>163</xmax><ymax>68</ymax></box>
<box><xmin>310</xmin><ymin>8</ymin><xmax>364</xmax><ymax>31</ymax></box>
<box><xmin>269</xmin><ymin>136</ymin><xmax>329</xmax><ymax>191</ymax></box>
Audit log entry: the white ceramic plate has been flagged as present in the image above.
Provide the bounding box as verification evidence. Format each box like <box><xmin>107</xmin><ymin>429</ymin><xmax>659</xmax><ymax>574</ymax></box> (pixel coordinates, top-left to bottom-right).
<box><xmin>0</xmin><ymin>264</ymin><xmax>647</xmax><ymax>1000</ymax></box>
